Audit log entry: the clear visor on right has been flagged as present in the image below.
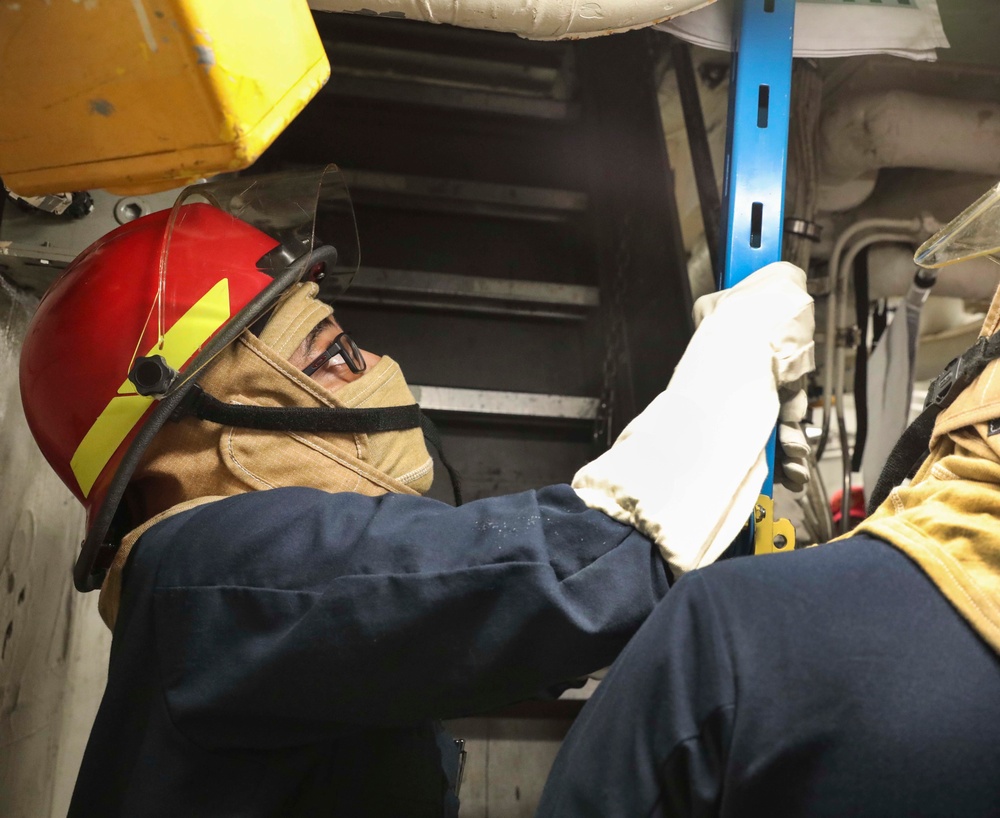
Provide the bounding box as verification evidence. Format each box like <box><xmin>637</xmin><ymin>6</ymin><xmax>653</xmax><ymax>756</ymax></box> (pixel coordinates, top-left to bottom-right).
<box><xmin>915</xmin><ymin>181</ymin><xmax>1000</xmax><ymax>269</ymax></box>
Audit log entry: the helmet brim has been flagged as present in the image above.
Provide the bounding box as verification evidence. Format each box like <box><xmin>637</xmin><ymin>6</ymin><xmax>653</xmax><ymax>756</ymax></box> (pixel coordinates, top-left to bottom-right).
<box><xmin>166</xmin><ymin>165</ymin><xmax>360</xmax><ymax>302</ymax></box>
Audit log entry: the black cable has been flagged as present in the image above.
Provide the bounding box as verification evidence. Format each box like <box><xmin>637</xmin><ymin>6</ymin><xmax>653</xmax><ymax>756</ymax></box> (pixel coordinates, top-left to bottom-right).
<box><xmin>851</xmin><ymin>249</ymin><xmax>871</xmax><ymax>472</ymax></box>
<box><xmin>419</xmin><ymin>414</ymin><xmax>464</xmax><ymax>507</ymax></box>
<box><xmin>671</xmin><ymin>38</ymin><xmax>722</xmax><ymax>278</ymax></box>
<box><xmin>872</xmin><ymin>300</ymin><xmax>888</xmax><ymax>347</ymax></box>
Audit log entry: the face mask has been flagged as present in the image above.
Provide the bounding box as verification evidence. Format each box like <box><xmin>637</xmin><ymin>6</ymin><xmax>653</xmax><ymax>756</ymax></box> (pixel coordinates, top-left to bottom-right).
<box><xmin>324</xmin><ymin>354</ymin><xmax>435</xmax><ymax>494</ymax></box>
<box><xmin>131</xmin><ymin>284</ymin><xmax>434</xmax><ymax>521</ymax></box>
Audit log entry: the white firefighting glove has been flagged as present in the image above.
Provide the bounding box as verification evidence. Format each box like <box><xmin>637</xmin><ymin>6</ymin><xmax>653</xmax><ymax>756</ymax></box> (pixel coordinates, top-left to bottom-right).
<box><xmin>776</xmin><ymin>383</ymin><xmax>810</xmax><ymax>493</ymax></box>
<box><xmin>693</xmin><ymin>276</ymin><xmax>814</xmax><ymax>493</ymax></box>
<box><xmin>572</xmin><ymin>261</ymin><xmax>815</xmax><ymax>579</ymax></box>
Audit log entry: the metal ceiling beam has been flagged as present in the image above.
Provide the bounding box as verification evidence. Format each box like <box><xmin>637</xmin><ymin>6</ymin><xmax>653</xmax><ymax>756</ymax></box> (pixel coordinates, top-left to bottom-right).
<box><xmin>324</xmin><ymin>74</ymin><xmax>579</xmax><ymax>120</ymax></box>
<box><xmin>341</xmin><ymin>267</ymin><xmax>598</xmax><ymax>320</ymax></box>
<box><xmin>341</xmin><ymin>169</ymin><xmax>588</xmax><ymax>221</ymax></box>
<box><xmin>412</xmin><ymin>384</ymin><xmax>599</xmax><ymax>422</ymax></box>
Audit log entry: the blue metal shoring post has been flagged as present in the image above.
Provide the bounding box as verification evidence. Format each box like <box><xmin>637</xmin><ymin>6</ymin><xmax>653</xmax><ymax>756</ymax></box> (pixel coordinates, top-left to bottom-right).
<box><xmin>718</xmin><ymin>0</ymin><xmax>797</xmax><ymax>557</ymax></box>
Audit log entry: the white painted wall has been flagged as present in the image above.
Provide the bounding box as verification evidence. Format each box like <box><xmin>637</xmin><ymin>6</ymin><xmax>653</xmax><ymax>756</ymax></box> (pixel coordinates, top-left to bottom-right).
<box><xmin>0</xmin><ymin>279</ymin><xmax>110</xmax><ymax>818</ymax></box>
<box><xmin>447</xmin><ymin>716</ymin><xmax>572</xmax><ymax>817</ymax></box>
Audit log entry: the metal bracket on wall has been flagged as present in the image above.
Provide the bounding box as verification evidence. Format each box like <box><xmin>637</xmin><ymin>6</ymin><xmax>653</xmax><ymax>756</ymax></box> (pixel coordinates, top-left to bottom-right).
<box><xmin>411</xmin><ymin>385</ymin><xmax>599</xmax><ymax>424</ymax></box>
<box><xmin>718</xmin><ymin>0</ymin><xmax>796</xmax><ymax>554</ymax></box>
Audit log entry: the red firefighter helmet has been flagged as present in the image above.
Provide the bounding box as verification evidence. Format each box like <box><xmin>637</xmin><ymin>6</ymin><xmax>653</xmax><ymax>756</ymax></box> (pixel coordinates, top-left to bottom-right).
<box><xmin>19</xmin><ymin>166</ymin><xmax>358</xmax><ymax>591</ymax></box>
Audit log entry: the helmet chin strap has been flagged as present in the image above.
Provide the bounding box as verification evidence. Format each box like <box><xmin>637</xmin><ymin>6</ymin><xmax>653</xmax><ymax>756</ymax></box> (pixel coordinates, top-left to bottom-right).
<box><xmin>172</xmin><ymin>385</ymin><xmax>464</xmax><ymax>505</ymax></box>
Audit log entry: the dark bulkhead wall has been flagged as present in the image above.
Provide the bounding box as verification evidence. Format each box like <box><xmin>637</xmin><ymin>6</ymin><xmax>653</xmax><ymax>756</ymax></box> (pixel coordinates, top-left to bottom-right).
<box><xmin>252</xmin><ymin>13</ymin><xmax>694</xmax><ymax>504</ymax></box>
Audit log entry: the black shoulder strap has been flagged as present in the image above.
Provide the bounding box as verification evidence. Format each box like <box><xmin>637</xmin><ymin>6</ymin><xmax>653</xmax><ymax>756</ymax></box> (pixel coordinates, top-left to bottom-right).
<box><xmin>866</xmin><ymin>403</ymin><xmax>937</xmax><ymax>514</ymax></box>
<box><xmin>867</xmin><ymin>329</ymin><xmax>1000</xmax><ymax>514</ymax></box>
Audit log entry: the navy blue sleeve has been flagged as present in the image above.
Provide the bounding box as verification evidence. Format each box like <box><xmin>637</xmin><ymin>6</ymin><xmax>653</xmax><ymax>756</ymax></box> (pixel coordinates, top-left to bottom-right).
<box><xmin>132</xmin><ymin>484</ymin><xmax>669</xmax><ymax>749</ymax></box>
<box><xmin>537</xmin><ymin>570</ymin><xmax>735</xmax><ymax>818</ymax></box>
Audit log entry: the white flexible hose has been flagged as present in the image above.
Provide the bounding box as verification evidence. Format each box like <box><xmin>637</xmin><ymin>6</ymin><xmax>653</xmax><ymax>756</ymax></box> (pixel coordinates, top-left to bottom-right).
<box><xmin>309</xmin><ymin>0</ymin><xmax>718</xmax><ymax>40</ymax></box>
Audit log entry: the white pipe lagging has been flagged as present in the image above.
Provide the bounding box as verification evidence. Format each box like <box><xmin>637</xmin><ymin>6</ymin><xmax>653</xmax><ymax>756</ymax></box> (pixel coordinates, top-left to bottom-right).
<box><xmin>820</xmin><ymin>91</ymin><xmax>1000</xmax><ymax>183</ymax></box>
<box><xmin>309</xmin><ymin>0</ymin><xmax>717</xmax><ymax>40</ymax></box>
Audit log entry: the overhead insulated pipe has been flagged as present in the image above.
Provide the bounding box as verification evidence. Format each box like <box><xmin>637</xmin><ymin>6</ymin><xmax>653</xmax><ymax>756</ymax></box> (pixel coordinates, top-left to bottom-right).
<box><xmin>820</xmin><ymin>91</ymin><xmax>1000</xmax><ymax>184</ymax></box>
<box><xmin>309</xmin><ymin>0</ymin><xmax>718</xmax><ymax>40</ymax></box>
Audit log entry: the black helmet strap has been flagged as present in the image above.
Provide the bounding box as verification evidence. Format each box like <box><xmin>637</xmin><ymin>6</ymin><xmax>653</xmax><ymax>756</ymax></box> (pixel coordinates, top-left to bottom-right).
<box><xmin>174</xmin><ymin>384</ymin><xmax>422</xmax><ymax>433</ymax></box>
<box><xmin>172</xmin><ymin>385</ymin><xmax>464</xmax><ymax>505</ymax></box>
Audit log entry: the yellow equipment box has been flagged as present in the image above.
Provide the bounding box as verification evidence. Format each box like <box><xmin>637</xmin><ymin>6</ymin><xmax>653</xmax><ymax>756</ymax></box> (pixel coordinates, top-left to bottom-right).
<box><xmin>0</xmin><ymin>1</ymin><xmax>329</xmax><ymax>195</ymax></box>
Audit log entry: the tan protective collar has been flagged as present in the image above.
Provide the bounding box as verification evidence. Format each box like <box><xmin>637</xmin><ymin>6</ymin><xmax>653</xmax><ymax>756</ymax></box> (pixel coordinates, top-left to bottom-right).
<box><xmin>851</xmin><ymin>279</ymin><xmax>1000</xmax><ymax>657</ymax></box>
<box><xmin>851</xmin><ymin>434</ymin><xmax>1000</xmax><ymax>656</ymax></box>
<box><xmin>98</xmin><ymin>496</ymin><xmax>224</xmax><ymax>630</ymax></box>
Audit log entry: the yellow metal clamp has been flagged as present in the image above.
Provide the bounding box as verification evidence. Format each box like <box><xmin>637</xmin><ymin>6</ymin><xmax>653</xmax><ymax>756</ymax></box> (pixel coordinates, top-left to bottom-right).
<box><xmin>752</xmin><ymin>494</ymin><xmax>795</xmax><ymax>555</ymax></box>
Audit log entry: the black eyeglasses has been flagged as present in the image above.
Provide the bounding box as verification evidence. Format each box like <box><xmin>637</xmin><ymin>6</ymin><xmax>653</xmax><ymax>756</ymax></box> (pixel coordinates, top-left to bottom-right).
<box><xmin>302</xmin><ymin>331</ymin><xmax>367</xmax><ymax>376</ymax></box>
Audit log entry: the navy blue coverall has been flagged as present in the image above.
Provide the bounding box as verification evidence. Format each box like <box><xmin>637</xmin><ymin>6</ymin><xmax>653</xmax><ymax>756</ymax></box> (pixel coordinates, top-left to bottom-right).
<box><xmin>69</xmin><ymin>484</ymin><xmax>669</xmax><ymax>817</ymax></box>
<box><xmin>537</xmin><ymin>534</ymin><xmax>1000</xmax><ymax>817</ymax></box>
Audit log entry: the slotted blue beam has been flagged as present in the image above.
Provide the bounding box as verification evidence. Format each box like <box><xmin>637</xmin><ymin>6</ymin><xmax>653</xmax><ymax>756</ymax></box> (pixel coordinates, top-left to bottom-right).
<box><xmin>718</xmin><ymin>0</ymin><xmax>796</xmax><ymax>553</ymax></box>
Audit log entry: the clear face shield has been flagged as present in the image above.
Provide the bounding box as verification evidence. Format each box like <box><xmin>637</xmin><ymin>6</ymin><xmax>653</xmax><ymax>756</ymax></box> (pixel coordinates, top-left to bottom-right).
<box><xmin>163</xmin><ymin>162</ymin><xmax>359</xmax><ymax>306</ymax></box>
<box><xmin>147</xmin><ymin>164</ymin><xmax>360</xmax><ymax>391</ymax></box>
<box><xmin>915</xmin><ymin>181</ymin><xmax>1000</xmax><ymax>270</ymax></box>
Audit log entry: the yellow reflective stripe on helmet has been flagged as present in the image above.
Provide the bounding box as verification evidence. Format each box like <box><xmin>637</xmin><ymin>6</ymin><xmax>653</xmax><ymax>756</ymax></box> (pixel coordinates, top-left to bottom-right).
<box><xmin>71</xmin><ymin>279</ymin><xmax>231</xmax><ymax>498</ymax></box>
